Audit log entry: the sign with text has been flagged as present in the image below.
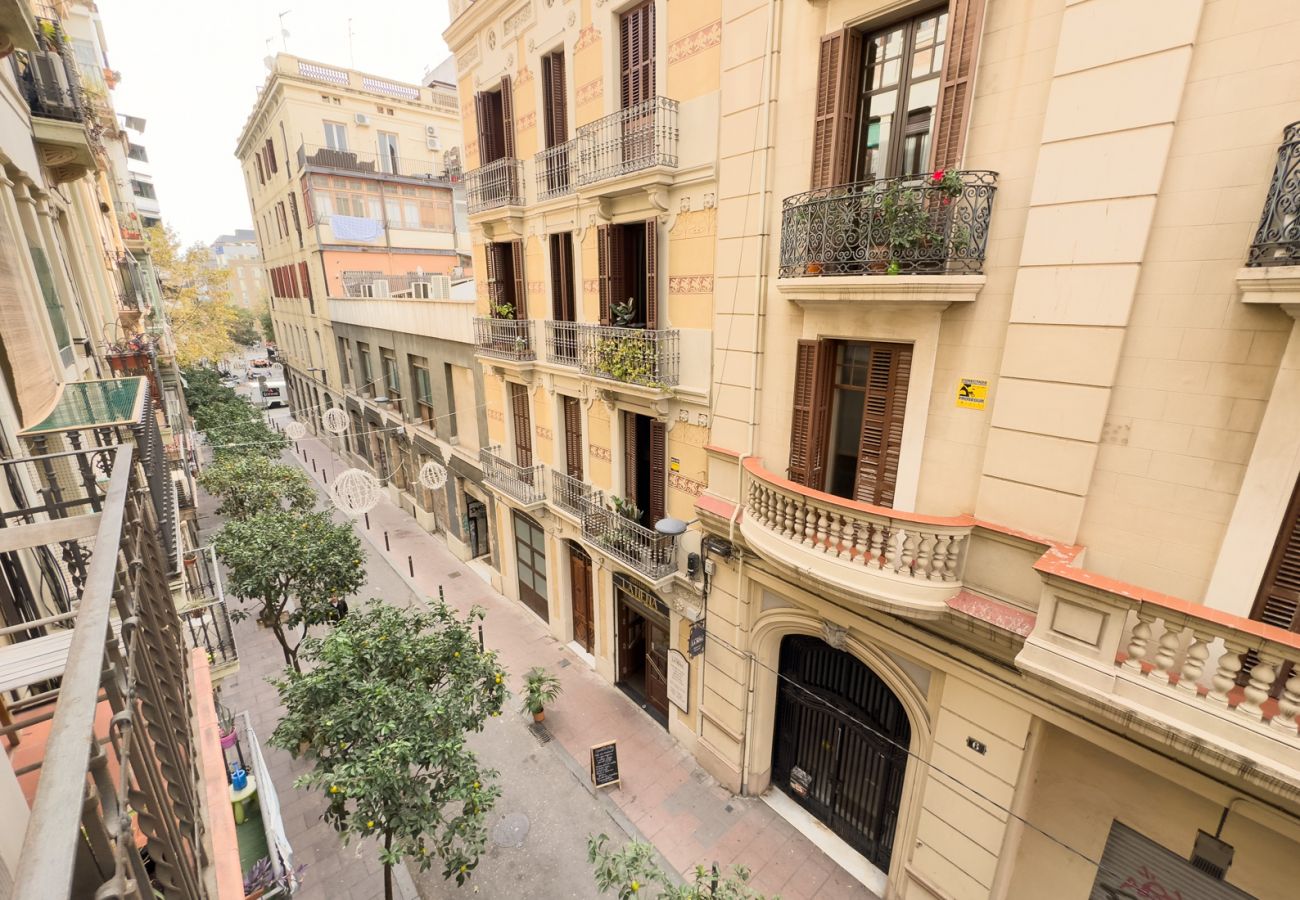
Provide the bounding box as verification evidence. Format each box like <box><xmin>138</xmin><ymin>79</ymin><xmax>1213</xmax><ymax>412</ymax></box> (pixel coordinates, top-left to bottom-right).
<box><xmin>666</xmin><ymin>650</ymin><xmax>689</xmax><ymax>712</ymax></box>
<box><xmin>956</xmin><ymin>378</ymin><xmax>987</xmax><ymax>410</ymax></box>
<box><xmin>590</xmin><ymin>741</ymin><xmax>620</xmax><ymax>789</ymax></box>
<box><xmin>688</xmin><ymin>621</ymin><xmax>706</xmax><ymax>657</ymax></box>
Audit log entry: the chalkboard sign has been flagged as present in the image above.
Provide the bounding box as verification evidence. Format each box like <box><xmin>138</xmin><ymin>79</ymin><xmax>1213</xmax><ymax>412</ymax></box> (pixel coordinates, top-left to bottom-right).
<box><xmin>590</xmin><ymin>740</ymin><xmax>620</xmax><ymax>789</ymax></box>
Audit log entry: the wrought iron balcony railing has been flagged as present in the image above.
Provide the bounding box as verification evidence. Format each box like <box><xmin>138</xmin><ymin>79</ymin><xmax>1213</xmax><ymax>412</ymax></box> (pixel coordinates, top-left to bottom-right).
<box><xmin>182</xmin><ymin>546</ymin><xmax>238</xmax><ymax>673</ymax></box>
<box><xmin>577</xmin><ymin>96</ymin><xmax>679</xmax><ymax>186</ymax></box>
<box><xmin>1247</xmin><ymin>121</ymin><xmax>1300</xmax><ymax>267</ymax></box>
<box><xmin>552</xmin><ymin>469</ymin><xmax>599</xmax><ymax>518</ymax></box>
<box><xmin>779</xmin><ymin>170</ymin><xmax>998</xmax><ymax>277</ymax></box>
<box><xmin>580</xmin><ymin>495</ymin><xmax>676</xmax><ymax>581</ymax></box>
<box><xmin>0</xmin><ymin>445</ymin><xmax>209</xmax><ymax>898</ymax></box>
<box><xmin>465</xmin><ymin>157</ymin><xmax>525</xmax><ymax>213</ymax></box>
<box><xmin>545</xmin><ymin>320</ymin><xmax>581</xmax><ymax>367</ymax></box>
<box><xmin>474</xmin><ymin>317</ymin><xmax>536</xmax><ymax>361</ymax></box>
<box><xmin>536</xmin><ymin>139</ymin><xmax>577</xmax><ymax>200</ymax></box>
<box><xmin>15</xmin><ymin>19</ymin><xmax>87</xmax><ymax>123</ymax></box>
<box><xmin>297</xmin><ymin>142</ymin><xmax>455</xmax><ymax>181</ymax></box>
<box><xmin>480</xmin><ymin>445</ymin><xmax>546</xmax><ymax>506</ymax></box>
<box><xmin>576</xmin><ymin>323</ymin><xmax>680</xmax><ymax>388</ymax></box>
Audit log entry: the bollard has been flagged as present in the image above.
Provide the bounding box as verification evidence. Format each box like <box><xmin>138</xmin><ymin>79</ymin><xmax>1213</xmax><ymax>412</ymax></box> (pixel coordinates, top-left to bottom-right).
<box><xmin>323</xmin><ymin>470</ymin><xmax>329</xmax><ymax>484</ymax></box>
<box><xmin>408</xmin><ymin>555</ymin><xmax>414</xmax><ymax>577</ymax></box>
<box><xmin>364</xmin><ymin>512</ymin><xmax>370</xmax><ymax>530</ymax></box>
<box><xmin>384</xmin><ymin>531</ymin><xmax>390</xmax><ymax>551</ymax></box>
<box><xmin>439</xmin><ymin>586</ymin><xmax>445</xmax><ymax>602</ymax></box>
<box><xmin>312</xmin><ymin>459</ymin><xmax>317</xmax><ymax>473</ymax></box>
<box><xmin>478</xmin><ymin>623</ymin><xmax>484</xmax><ymax>652</ymax></box>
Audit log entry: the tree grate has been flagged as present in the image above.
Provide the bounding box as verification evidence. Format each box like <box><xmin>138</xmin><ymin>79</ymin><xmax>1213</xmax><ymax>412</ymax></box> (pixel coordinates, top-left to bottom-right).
<box><xmin>528</xmin><ymin>721</ymin><xmax>553</xmax><ymax>744</ymax></box>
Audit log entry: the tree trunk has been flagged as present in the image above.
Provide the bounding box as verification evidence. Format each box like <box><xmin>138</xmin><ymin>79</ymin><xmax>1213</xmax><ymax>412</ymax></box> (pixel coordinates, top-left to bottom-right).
<box><xmin>269</xmin><ymin>620</ymin><xmax>299</xmax><ymax>672</ymax></box>
<box><xmin>384</xmin><ymin>832</ymin><xmax>393</xmax><ymax>900</ymax></box>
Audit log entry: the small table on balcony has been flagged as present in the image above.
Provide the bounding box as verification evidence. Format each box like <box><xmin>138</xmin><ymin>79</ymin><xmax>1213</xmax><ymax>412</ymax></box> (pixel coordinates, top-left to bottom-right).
<box><xmin>230</xmin><ymin>776</ymin><xmax>259</xmax><ymax>825</ymax></box>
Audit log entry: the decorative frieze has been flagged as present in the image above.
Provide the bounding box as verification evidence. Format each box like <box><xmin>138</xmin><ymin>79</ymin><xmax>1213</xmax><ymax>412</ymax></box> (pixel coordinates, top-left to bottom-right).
<box><xmin>576</xmin><ymin>78</ymin><xmax>603</xmax><ymax>107</ymax></box>
<box><xmin>668</xmin><ymin>20</ymin><xmax>721</xmax><ymax>64</ymax></box>
<box><xmin>575</xmin><ymin>25</ymin><xmax>601</xmax><ymax>52</ymax></box>
<box><xmin>503</xmin><ymin>3</ymin><xmax>536</xmax><ymax>38</ymax></box>
<box><xmin>668</xmin><ymin>275</ymin><xmax>714</xmax><ymax>294</ymax></box>
<box><xmin>590</xmin><ymin>444</ymin><xmax>612</xmax><ymax>462</ymax></box>
<box><xmin>669</xmin><ymin>472</ymin><xmax>705</xmax><ymax>497</ymax></box>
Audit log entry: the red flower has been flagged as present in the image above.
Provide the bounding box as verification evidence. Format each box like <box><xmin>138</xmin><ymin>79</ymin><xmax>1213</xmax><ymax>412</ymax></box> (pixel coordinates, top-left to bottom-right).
<box><xmin>932</xmin><ymin>170</ymin><xmax>945</xmax><ymax>183</ymax></box>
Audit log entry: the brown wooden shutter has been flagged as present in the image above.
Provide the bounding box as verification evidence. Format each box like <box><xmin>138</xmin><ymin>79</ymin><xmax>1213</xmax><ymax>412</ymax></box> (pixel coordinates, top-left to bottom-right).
<box><xmin>255</xmin><ymin>154</ymin><xmax>265</xmax><ymax>184</ymax></box>
<box><xmin>288</xmin><ymin>264</ymin><xmax>299</xmax><ymax>297</ymax></box>
<box><xmin>510</xmin><ymin>382</ymin><xmax>533</xmax><ymax>467</ymax></box>
<box><xmin>648</xmin><ymin>419</ymin><xmax>666</xmax><ymax>525</ymax></box>
<box><xmin>265</xmin><ymin>138</ymin><xmax>278</xmax><ymax>173</ymax></box>
<box><xmin>619</xmin><ymin>1</ymin><xmax>655</xmax><ymax>110</ymax></box>
<box><xmin>486</xmin><ymin>241</ymin><xmax>505</xmax><ymax>312</ymax></box>
<box><xmin>563</xmin><ymin>395</ymin><xmax>583</xmax><ymax>479</ymax></box>
<box><xmin>787</xmin><ymin>339</ymin><xmax>833</xmax><ymax>487</ymax></box>
<box><xmin>543</xmin><ymin>53</ymin><xmax>568</xmax><ymax>148</ymax></box>
<box><xmin>1253</xmin><ymin>479</ymin><xmax>1300</xmax><ymax>633</ymax></box>
<box><xmin>551</xmin><ymin>233</ymin><xmax>574</xmax><ymax>321</ymax></box>
<box><xmin>500</xmin><ymin>75</ymin><xmax>516</xmax><ymax>159</ymax></box>
<box><xmin>809</xmin><ymin>29</ymin><xmax>863</xmax><ymax>190</ymax></box>
<box><xmin>474</xmin><ymin>91</ymin><xmax>491</xmax><ymax>159</ymax></box>
<box><xmin>510</xmin><ymin>239</ymin><xmax>526</xmax><ymax>319</ymax></box>
<box><xmin>931</xmin><ymin>0</ymin><xmax>987</xmax><ymax>172</ymax></box>
<box><xmin>299</xmin><ymin>262</ymin><xmax>311</xmax><ymax>300</ymax></box>
<box><xmin>301</xmin><ymin>175</ymin><xmax>315</xmax><ymax>226</ymax></box>
<box><xmin>623</xmin><ymin>411</ymin><xmax>639</xmax><ymax>506</ymax></box>
<box><xmin>855</xmin><ymin>343</ymin><xmax>912</xmax><ymax>508</ymax></box>
<box><xmin>597</xmin><ymin>224</ymin><xmax>618</xmax><ymax>325</ymax></box>
<box><xmin>644</xmin><ymin>218</ymin><xmax>658</xmax><ymax>330</ymax></box>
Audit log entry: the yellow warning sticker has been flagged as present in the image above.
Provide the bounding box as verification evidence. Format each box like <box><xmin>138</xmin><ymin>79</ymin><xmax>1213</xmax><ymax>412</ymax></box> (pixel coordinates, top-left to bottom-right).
<box><xmin>957</xmin><ymin>378</ymin><xmax>988</xmax><ymax>410</ymax></box>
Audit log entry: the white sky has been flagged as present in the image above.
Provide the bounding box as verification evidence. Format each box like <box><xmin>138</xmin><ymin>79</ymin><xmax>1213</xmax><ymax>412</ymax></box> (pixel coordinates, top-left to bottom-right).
<box><xmin>96</xmin><ymin>0</ymin><xmax>455</xmax><ymax>248</ymax></box>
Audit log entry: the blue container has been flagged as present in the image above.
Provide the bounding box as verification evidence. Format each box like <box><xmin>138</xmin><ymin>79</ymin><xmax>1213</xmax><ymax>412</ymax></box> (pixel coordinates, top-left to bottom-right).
<box><xmin>231</xmin><ymin>768</ymin><xmax>248</xmax><ymax>790</ymax></box>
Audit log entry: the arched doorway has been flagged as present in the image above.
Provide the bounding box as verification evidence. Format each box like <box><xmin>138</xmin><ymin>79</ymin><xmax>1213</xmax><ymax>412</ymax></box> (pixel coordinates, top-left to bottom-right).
<box><xmin>772</xmin><ymin>635</ymin><xmax>910</xmax><ymax>872</ymax></box>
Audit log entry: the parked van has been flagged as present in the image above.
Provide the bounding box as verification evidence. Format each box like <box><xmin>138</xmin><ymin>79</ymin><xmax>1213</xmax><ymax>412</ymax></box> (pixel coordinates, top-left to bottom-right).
<box><xmin>255</xmin><ymin>379</ymin><xmax>286</xmax><ymax>409</ymax></box>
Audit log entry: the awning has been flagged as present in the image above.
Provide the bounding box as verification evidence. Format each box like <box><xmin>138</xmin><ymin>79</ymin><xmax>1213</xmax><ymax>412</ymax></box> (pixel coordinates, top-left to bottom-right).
<box><xmin>19</xmin><ymin>377</ymin><xmax>146</xmax><ymax>435</ymax></box>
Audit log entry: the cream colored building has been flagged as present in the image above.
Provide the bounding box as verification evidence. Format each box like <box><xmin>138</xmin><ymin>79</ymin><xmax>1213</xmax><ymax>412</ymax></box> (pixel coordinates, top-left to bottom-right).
<box><xmin>209</xmin><ymin>229</ymin><xmax>267</xmax><ymax>312</ymax></box>
<box><xmin>448</xmin><ymin>0</ymin><xmax>1300</xmax><ymax>898</ymax></box>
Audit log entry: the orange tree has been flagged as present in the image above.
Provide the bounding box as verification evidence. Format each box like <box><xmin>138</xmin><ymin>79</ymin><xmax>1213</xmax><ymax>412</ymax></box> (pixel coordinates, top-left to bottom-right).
<box><xmin>270</xmin><ymin>600</ymin><xmax>508</xmax><ymax>900</ymax></box>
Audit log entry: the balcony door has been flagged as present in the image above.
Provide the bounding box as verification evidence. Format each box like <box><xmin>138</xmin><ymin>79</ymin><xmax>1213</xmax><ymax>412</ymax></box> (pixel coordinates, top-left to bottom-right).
<box><xmin>562</xmin><ymin>395</ymin><xmax>583</xmax><ymax>480</ymax></box>
<box><xmin>619</xmin><ymin>1</ymin><xmax>656</xmax><ymax>165</ymax></box>
<box><xmin>550</xmin><ymin>233</ymin><xmax>578</xmax><ymax>363</ymax></box>
<box><xmin>1253</xmin><ymin>477</ymin><xmax>1300</xmax><ymax>634</ymax></box>
<box><xmin>486</xmin><ymin>240</ymin><xmax>526</xmax><ymax>320</ymax></box>
<box><xmin>541</xmin><ymin>51</ymin><xmax>570</xmax><ymax>194</ymax></box>
<box><xmin>621</xmin><ymin>411</ymin><xmax>665</xmax><ymax>528</ymax></box>
<box><xmin>377</xmin><ymin>132</ymin><xmax>399</xmax><ymax>174</ymax></box>
<box><xmin>509</xmin><ymin>382</ymin><xmax>533</xmax><ymax>468</ymax></box>
<box><xmin>474</xmin><ymin>79</ymin><xmax>515</xmax><ymax>164</ymax></box>
<box><xmin>787</xmin><ymin>339</ymin><xmax>912</xmax><ymax>507</ymax></box>
<box><xmin>597</xmin><ymin>220</ymin><xmax>658</xmax><ymax>329</ymax></box>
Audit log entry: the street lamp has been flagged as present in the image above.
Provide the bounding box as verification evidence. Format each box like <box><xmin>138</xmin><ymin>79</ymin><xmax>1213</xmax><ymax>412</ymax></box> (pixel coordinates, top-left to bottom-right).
<box><xmin>653</xmin><ymin>516</ymin><xmax>697</xmax><ymax>537</ymax></box>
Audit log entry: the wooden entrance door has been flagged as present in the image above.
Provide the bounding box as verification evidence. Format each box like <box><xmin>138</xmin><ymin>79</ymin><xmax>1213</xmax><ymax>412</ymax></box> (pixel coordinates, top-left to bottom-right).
<box><xmin>616</xmin><ymin>600</ymin><xmax>644</xmax><ymax>682</ymax></box>
<box><xmin>569</xmin><ymin>543</ymin><xmax>594</xmax><ymax>652</ymax></box>
<box><xmin>644</xmin><ymin>619</ymin><xmax>669</xmax><ymax>718</ymax></box>
<box><xmin>513</xmin><ymin>511</ymin><xmax>548</xmax><ymax>621</ymax></box>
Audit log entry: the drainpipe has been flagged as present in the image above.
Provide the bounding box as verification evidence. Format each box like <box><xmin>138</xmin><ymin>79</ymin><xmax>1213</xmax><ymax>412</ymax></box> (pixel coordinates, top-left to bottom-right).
<box><xmin>735</xmin><ymin>0</ymin><xmax>783</xmax><ymax>796</ymax></box>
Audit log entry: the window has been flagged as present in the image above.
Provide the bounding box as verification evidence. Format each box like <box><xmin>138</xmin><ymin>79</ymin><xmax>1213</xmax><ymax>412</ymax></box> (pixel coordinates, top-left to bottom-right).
<box><xmin>541</xmin><ymin>51</ymin><xmax>568</xmax><ymax>148</ymax></box>
<box><xmin>486</xmin><ymin>240</ymin><xmax>526</xmax><ymax>319</ymax></box>
<box><xmin>127</xmin><ymin>144</ymin><xmax>148</xmax><ymax>162</ymax></box>
<box><xmin>510</xmin><ymin>382</ymin><xmax>532</xmax><ymax>467</ymax></box>
<box><xmin>444</xmin><ymin>364</ymin><xmax>459</xmax><ymax>439</ymax></box>
<box><xmin>323</xmin><ymin>120</ymin><xmax>349</xmax><ymax>151</ymax></box>
<box><xmin>337</xmin><ymin>337</ymin><xmax>352</xmax><ymax>387</ymax></box>
<box><xmin>411</xmin><ymin>356</ymin><xmax>433</xmax><ymax>425</ymax></box>
<box><xmin>264</xmin><ymin>137</ymin><xmax>278</xmax><ymax>174</ymax></box>
<box><xmin>304</xmin><ymin>175</ymin><xmax>452</xmax><ymax>230</ymax></box>
<box><xmin>597</xmin><ymin>220</ymin><xmax>658</xmax><ymax>328</ymax></box>
<box><xmin>619</xmin><ymin>2</ymin><xmax>655</xmax><ymax>111</ymax></box>
<box><xmin>620</xmin><ymin>410</ymin><xmax>666</xmax><ymax>527</ymax></box>
<box><xmin>1253</xmin><ymin>478</ymin><xmax>1300</xmax><ymax>634</ymax></box>
<box><xmin>381</xmin><ymin>348</ymin><xmax>401</xmax><ymax>401</ymax></box>
<box><xmin>562</xmin><ymin>395</ymin><xmax>583</xmax><ymax>480</ymax></box>
<box><xmin>254</xmin><ymin>154</ymin><xmax>265</xmax><ymax>185</ymax></box>
<box><xmin>810</xmin><ymin>3</ymin><xmax>979</xmax><ymax>187</ymax></box>
<box><xmin>378</xmin><ymin>132</ymin><xmax>399</xmax><ymax>174</ymax></box>
<box><xmin>474</xmin><ymin>80</ymin><xmax>514</xmax><ymax>164</ymax></box>
<box><xmin>787</xmin><ymin>339</ymin><xmax>912</xmax><ymax>507</ymax></box>
<box><xmin>357</xmin><ymin>342</ymin><xmax>374</xmax><ymax>395</ymax></box>
<box><xmin>131</xmin><ymin>180</ymin><xmax>156</xmax><ymax>199</ymax></box>
<box><xmin>550</xmin><ymin>233</ymin><xmax>576</xmax><ymax>321</ymax></box>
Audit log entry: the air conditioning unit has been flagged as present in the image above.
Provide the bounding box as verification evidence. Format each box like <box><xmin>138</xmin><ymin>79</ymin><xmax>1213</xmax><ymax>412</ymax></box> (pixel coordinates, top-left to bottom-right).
<box><xmin>411</xmin><ymin>281</ymin><xmax>431</xmax><ymax>299</ymax></box>
<box><xmin>354</xmin><ymin>113</ymin><xmax>371</xmax><ymax>126</ymax></box>
<box><xmin>360</xmin><ymin>280</ymin><xmax>390</xmax><ymax>298</ymax></box>
<box><xmin>424</xmin><ymin>125</ymin><xmax>440</xmax><ymax>150</ymax></box>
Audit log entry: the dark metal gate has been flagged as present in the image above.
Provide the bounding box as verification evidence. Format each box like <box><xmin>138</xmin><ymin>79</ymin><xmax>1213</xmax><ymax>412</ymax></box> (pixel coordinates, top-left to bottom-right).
<box><xmin>772</xmin><ymin>635</ymin><xmax>910</xmax><ymax>871</ymax></box>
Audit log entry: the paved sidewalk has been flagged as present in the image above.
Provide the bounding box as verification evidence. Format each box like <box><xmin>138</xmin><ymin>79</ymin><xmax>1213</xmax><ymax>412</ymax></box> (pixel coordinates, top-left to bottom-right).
<box><xmin>276</xmin><ymin>419</ymin><xmax>867</xmax><ymax>900</ymax></box>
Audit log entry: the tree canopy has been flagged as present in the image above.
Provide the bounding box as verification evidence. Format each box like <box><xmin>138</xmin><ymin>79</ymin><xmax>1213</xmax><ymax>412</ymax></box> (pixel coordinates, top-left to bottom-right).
<box><xmin>199</xmin><ymin>454</ymin><xmax>315</xmax><ymax>520</ymax></box>
<box><xmin>215</xmin><ymin>509</ymin><xmax>365</xmax><ymax>670</ymax></box>
<box><xmin>270</xmin><ymin>601</ymin><xmax>509</xmax><ymax>900</ymax></box>
<box><xmin>588</xmin><ymin>836</ymin><xmax>769</xmax><ymax>900</ymax></box>
<box><xmin>148</xmin><ymin>224</ymin><xmax>240</xmax><ymax>366</ymax></box>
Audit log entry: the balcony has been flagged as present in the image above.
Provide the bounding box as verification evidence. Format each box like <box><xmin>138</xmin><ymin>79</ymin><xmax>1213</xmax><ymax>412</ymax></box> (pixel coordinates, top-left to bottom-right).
<box><xmin>480</xmin><ymin>445</ymin><xmax>546</xmax><ymax>508</ymax></box>
<box><xmin>474</xmin><ymin>317</ymin><xmax>536</xmax><ymax>362</ymax></box>
<box><xmin>580</xmin><ymin>495</ymin><xmax>677</xmax><ymax>582</ymax></box>
<box><xmin>778</xmin><ymin>171</ymin><xmax>998</xmax><ymax>287</ymax></box>
<box><xmin>536</xmin><ymin>139</ymin><xmax>577</xmax><ymax>201</ymax></box>
<box><xmin>340</xmin><ymin>271</ymin><xmax>454</xmax><ymax>299</ymax></box>
<box><xmin>315</xmin><ymin>214</ymin><xmax>457</xmax><ymax>252</ymax></box>
<box><xmin>181</xmin><ymin>546</ymin><xmax>239</xmax><ymax>680</ymax></box>
<box><xmin>545</xmin><ymin>320</ymin><xmax>581</xmax><ymax>367</ymax></box>
<box><xmin>739</xmin><ymin>457</ymin><xmax>974</xmax><ymax>616</ymax></box>
<box><xmin>15</xmin><ymin>20</ymin><xmax>95</xmax><ymax>183</ymax></box>
<box><xmin>575</xmin><ymin>323</ymin><xmax>680</xmax><ymax>390</ymax></box>
<box><xmin>1246</xmin><ymin>121</ymin><xmax>1300</xmax><ymax>267</ymax></box>
<box><xmin>552</xmin><ymin>469</ymin><xmax>598</xmax><ymax>519</ymax></box>
<box><xmin>576</xmin><ymin>96</ymin><xmax>679</xmax><ymax>187</ymax></box>
<box><xmin>0</xmin><ymin>444</ymin><xmax>240</xmax><ymax>898</ymax></box>
<box><xmin>297</xmin><ymin>142</ymin><xmax>455</xmax><ymax>182</ymax></box>
<box><xmin>465</xmin><ymin>157</ymin><xmax>525</xmax><ymax>214</ymax></box>
<box><xmin>116</xmin><ymin>200</ymin><xmax>144</xmax><ymax>245</ymax></box>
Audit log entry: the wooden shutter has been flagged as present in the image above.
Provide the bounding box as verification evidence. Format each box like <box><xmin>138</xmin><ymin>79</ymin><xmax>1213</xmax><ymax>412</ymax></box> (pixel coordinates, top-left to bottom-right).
<box><xmin>931</xmin><ymin>0</ymin><xmax>987</xmax><ymax>172</ymax></box>
<box><xmin>265</xmin><ymin>138</ymin><xmax>277</xmax><ymax>173</ymax></box>
<box><xmin>288</xmin><ymin>264</ymin><xmax>299</xmax><ymax>297</ymax></box>
<box><xmin>809</xmin><ymin>29</ymin><xmax>863</xmax><ymax>190</ymax></box>
<box><xmin>597</xmin><ymin>224</ymin><xmax>612</xmax><ymax>325</ymax></box>
<box><xmin>623</xmin><ymin>411</ymin><xmax>639</xmax><ymax>506</ymax></box>
<box><xmin>1252</xmin><ymin>479</ymin><xmax>1300</xmax><ymax>633</ymax></box>
<box><xmin>299</xmin><ymin>262</ymin><xmax>311</xmax><ymax>300</ymax></box>
<box><xmin>543</xmin><ymin>52</ymin><xmax>568</xmax><ymax>148</ymax></box>
<box><xmin>551</xmin><ymin>233</ymin><xmax>574</xmax><ymax>321</ymax></box>
<box><xmin>474</xmin><ymin>91</ymin><xmax>491</xmax><ymax>160</ymax></box>
<box><xmin>500</xmin><ymin>75</ymin><xmax>516</xmax><ymax>159</ymax></box>
<box><xmin>485</xmin><ymin>242</ymin><xmax>504</xmax><ymax>312</ymax></box>
<box><xmin>787</xmin><ymin>340</ymin><xmax>833</xmax><ymax>487</ymax></box>
<box><xmin>255</xmin><ymin>154</ymin><xmax>264</xmax><ymax>184</ymax></box>
<box><xmin>563</xmin><ymin>395</ymin><xmax>583</xmax><ymax>479</ymax></box>
<box><xmin>301</xmin><ymin>176</ymin><xmax>315</xmax><ymax>226</ymax></box>
<box><xmin>510</xmin><ymin>382</ymin><xmax>533</xmax><ymax>467</ymax></box>
<box><xmin>648</xmin><ymin>419</ymin><xmax>666</xmax><ymax>525</ymax></box>
<box><xmin>619</xmin><ymin>1</ymin><xmax>655</xmax><ymax>110</ymax></box>
<box><xmin>855</xmin><ymin>343</ymin><xmax>912</xmax><ymax>508</ymax></box>
<box><xmin>644</xmin><ymin>218</ymin><xmax>658</xmax><ymax>330</ymax></box>
<box><xmin>510</xmin><ymin>239</ymin><xmax>526</xmax><ymax>319</ymax></box>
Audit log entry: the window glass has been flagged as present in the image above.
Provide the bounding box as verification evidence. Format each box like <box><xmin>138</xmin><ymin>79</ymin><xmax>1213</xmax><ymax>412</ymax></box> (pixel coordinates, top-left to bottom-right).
<box><xmin>323</xmin><ymin>121</ymin><xmax>349</xmax><ymax>151</ymax></box>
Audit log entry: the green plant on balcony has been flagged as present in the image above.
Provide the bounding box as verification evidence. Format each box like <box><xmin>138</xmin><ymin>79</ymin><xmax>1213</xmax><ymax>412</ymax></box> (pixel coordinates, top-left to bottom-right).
<box><xmin>611</xmin><ymin>297</ymin><xmax>638</xmax><ymax>327</ymax></box>
<box><xmin>596</xmin><ymin>497</ymin><xmax>643</xmax><ymax>562</ymax></box>
<box><xmin>593</xmin><ymin>336</ymin><xmax>661</xmax><ymax>388</ymax></box>
<box><xmin>877</xmin><ymin>170</ymin><xmax>966</xmax><ymax>274</ymax></box>
<box><xmin>490</xmin><ymin>302</ymin><xmax>515</xmax><ymax>319</ymax></box>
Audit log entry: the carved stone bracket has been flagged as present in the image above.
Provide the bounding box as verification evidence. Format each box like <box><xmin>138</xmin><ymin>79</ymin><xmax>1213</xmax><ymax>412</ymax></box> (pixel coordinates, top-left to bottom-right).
<box><xmin>664</xmin><ymin>581</ymin><xmax>704</xmax><ymax>621</ymax></box>
<box><xmin>645</xmin><ymin>188</ymin><xmax>669</xmax><ymax>214</ymax></box>
<box><xmin>822</xmin><ymin>620</ymin><xmax>849</xmax><ymax>650</ymax></box>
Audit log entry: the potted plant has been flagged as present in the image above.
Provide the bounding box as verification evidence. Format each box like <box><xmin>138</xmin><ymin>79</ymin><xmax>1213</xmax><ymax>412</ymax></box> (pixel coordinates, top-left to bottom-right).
<box><xmin>217</xmin><ymin>702</ymin><xmax>237</xmax><ymax>750</ymax></box>
<box><xmin>490</xmin><ymin>301</ymin><xmax>515</xmax><ymax>319</ymax></box>
<box><xmin>243</xmin><ymin>857</ymin><xmax>274</xmax><ymax>900</ymax></box>
<box><xmin>521</xmin><ymin>666</ymin><xmax>562</xmax><ymax>722</ymax></box>
<box><xmin>610</xmin><ymin>297</ymin><xmax>639</xmax><ymax>328</ymax></box>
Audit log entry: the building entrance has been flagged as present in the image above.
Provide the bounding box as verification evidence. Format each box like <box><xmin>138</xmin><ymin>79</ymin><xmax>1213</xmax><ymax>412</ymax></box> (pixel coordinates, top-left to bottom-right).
<box><xmin>613</xmin><ymin>574</ymin><xmax>669</xmax><ymax>726</ymax></box>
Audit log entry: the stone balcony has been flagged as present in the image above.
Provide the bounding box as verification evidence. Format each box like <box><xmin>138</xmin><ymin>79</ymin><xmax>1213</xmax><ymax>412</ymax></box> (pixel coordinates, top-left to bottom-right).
<box><xmin>479</xmin><ymin>444</ymin><xmax>546</xmax><ymax>509</ymax></box>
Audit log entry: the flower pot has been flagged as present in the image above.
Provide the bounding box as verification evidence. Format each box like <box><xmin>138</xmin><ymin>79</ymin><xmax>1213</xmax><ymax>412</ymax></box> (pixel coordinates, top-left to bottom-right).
<box><xmin>245</xmin><ymin>889</ymin><xmax>265</xmax><ymax>900</ymax></box>
<box><xmin>219</xmin><ymin>728</ymin><xmax>237</xmax><ymax>750</ymax></box>
<box><xmin>532</xmin><ymin>709</ymin><xmax>545</xmax><ymax>723</ymax></box>
<box><xmin>804</xmin><ymin>262</ymin><xmax>823</xmax><ymax>276</ymax></box>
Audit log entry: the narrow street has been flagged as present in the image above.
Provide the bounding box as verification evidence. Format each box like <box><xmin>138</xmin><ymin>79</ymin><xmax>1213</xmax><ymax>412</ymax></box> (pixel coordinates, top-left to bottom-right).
<box><xmin>202</xmin><ymin>398</ymin><xmax>866</xmax><ymax>899</ymax></box>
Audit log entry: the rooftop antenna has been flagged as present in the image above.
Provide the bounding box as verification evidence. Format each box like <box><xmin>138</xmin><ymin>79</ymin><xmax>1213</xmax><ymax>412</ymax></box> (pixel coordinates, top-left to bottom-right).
<box><xmin>278</xmin><ymin>10</ymin><xmax>292</xmax><ymax>51</ymax></box>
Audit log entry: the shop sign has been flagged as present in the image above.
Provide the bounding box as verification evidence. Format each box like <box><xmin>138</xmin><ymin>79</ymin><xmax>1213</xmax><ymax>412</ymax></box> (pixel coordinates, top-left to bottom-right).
<box><xmin>666</xmin><ymin>650</ymin><xmax>689</xmax><ymax>711</ymax></box>
<box><xmin>688</xmin><ymin>620</ymin><xmax>706</xmax><ymax>657</ymax></box>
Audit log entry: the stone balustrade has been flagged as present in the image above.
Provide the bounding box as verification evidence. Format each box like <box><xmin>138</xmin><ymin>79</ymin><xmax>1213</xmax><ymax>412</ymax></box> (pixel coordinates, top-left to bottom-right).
<box><xmin>740</xmin><ymin>458</ymin><xmax>973</xmax><ymax>615</ymax></box>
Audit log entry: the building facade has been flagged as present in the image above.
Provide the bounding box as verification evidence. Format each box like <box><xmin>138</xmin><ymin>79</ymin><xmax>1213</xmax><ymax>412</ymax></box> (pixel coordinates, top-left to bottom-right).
<box><xmin>449</xmin><ymin>0</ymin><xmax>1300</xmax><ymax>897</ymax></box>
<box><xmin>209</xmin><ymin>229</ymin><xmax>267</xmax><ymax>312</ymax></box>
<box><xmin>235</xmin><ymin>55</ymin><xmax>492</xmax><ymax>561</ymax></box>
